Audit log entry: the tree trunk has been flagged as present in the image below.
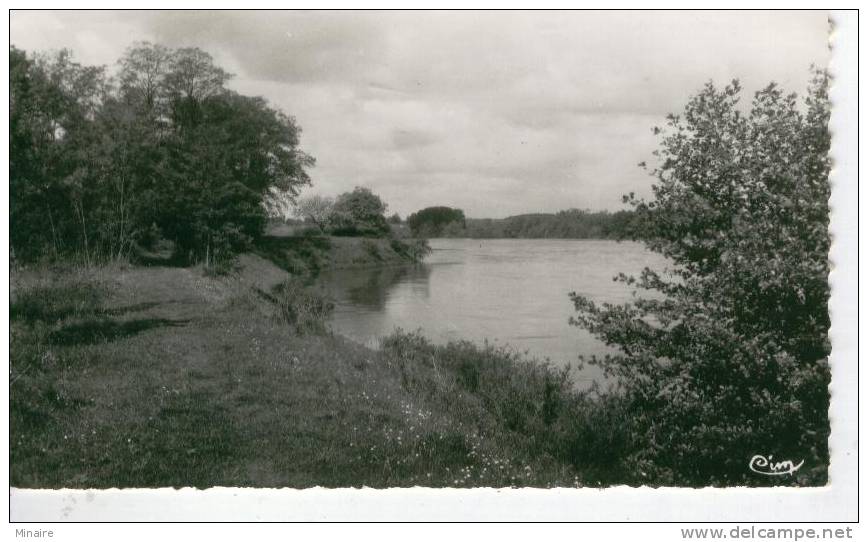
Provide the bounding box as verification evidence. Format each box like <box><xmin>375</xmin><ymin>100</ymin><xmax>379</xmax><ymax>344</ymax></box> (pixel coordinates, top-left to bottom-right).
<box><xmin>75</xmin><ymin>201</ymin><xmax>91</xmax><ymax>267</ymax></box>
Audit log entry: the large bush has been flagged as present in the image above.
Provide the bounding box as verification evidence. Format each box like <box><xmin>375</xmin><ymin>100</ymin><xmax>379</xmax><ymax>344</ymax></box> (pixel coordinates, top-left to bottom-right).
<box><xmin>570</xmin><ymin>72</ymin><xmax>831</xmax><ymax>486</ymax></box>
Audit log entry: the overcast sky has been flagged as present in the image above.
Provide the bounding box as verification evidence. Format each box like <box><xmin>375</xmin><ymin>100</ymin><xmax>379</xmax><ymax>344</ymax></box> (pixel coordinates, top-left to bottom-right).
<box><xmin>11</xmin><ymin>10</ymin><xmax>830</xmax><ymax>218</ymax></box>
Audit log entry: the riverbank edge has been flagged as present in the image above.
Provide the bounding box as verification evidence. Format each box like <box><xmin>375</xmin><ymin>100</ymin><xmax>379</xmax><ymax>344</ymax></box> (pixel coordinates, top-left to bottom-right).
<box><xmin>253</xmin><ymin>234</ymin><xmax>431</xmax><ymax>278</ymax></box>
<box><xmin>9</xmin><ymin>248</ymin><xmax>635</xmax><ymax>488</ymax></box>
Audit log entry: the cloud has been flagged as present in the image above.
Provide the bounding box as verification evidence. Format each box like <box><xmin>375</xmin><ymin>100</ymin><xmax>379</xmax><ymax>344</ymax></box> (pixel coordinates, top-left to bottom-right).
<box><xmin>10</xmin><ymin>10</ymin><xmax>831</xmax><ymax>217</ymax></box>
<box><xmin>392</xmin><ymin>129</ymin><xmax>441</xmax><ymax>150</ymax></box>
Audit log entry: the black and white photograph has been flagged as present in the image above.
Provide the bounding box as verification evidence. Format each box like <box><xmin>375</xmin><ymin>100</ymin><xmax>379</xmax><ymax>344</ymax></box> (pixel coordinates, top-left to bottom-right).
<box><xmin>5</xmin><ymin>7</ymin><xmax>860</xmax><ymax>527</ymax></box>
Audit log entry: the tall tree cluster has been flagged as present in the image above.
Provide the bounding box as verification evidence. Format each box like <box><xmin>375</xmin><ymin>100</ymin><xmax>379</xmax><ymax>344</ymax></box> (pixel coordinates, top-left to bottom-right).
<box><xmin>571</xmin><ymin>72</ymin><xmax>832</xmax><ymax>486</ymax></box>
<box><xmin>10</xmin><ymin>43</ymin><xmax>314</xmax><ymax>265</ymax></box>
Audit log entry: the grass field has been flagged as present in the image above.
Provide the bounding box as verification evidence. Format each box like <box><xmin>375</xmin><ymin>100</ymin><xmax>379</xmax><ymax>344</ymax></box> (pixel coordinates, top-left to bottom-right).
<box><xmin>10</xmin><ymin>246</ymin><xmax>627</xmax><ymax>488</ymax></box>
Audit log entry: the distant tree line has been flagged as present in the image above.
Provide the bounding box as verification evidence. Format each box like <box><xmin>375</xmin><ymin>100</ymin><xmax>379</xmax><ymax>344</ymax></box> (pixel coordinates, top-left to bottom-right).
<box><xmin>406</xmin><ymin>206</ymin><xmax>466</xmax><ymax>237</ymax></box>
<box><xmin>405</xmin><ymin>206</ymin><xmax>636</xmax><ymax>239</ymax></box>
<box><xmin>10</xmin><ymin>43</ymin><xmax>314</xmax><ymax>265</ymax></box>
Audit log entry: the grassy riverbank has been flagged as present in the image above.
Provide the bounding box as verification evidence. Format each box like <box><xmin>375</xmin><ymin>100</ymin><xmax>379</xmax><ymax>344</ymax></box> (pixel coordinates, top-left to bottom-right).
<box><xmin>10</xmin><ymin>242</ymin><xmax>629</xmax><ymax>488</ymax></box>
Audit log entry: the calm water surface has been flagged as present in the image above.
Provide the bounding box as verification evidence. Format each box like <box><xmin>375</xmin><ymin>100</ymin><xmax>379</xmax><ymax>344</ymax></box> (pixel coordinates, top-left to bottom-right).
<box><xmin>316</xmin><ymin>239</ymin><xmax>667</xmax><ymax>386</ymax></box>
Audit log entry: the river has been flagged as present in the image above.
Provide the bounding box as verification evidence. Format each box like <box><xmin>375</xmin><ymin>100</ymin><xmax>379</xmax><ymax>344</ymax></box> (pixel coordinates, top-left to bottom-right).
<box><xmin>315</xmin><ymin>238</ymin><xmax>668</xmax><ymax>386</ymax></box>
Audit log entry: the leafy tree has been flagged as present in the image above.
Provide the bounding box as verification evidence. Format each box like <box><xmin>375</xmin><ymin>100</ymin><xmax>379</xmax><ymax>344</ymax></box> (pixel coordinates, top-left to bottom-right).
<box><xmin>158</xmin><ymin>91</ymin><xmax>313</xmax><ymax>263</ymax></box>
<box><xmin>329</xmin><ymin>187</ymin><xmax>389</xmax><ymax>236</ymax></box>
<box><xmin>10</xmin><ymin>46</ymin><xmax>62</xmax><ymax>259</ymax></box>
<box><xmin>407</xmin><ymin>206</ymin><xmax>466</xmax><ymax>237</ymax></box>
<box><xmin>294</xmin><ymin>194</ymin><xmax>336</xmax><ymax>232</ymax></box>
<box><xmin>163</xmin><ymin>47</ymin><xmax>231</xmax><ymax>131</ymax></box>
<box><xmin>164</xmin><ymin>47</ymin><xmax>230</xmax><ymax>102</ymax></box>
<box><xmin>10</xmin><ymin>47</ymin><xmax>115</xmax><ymax>263</ymax></box>
<box><xmin>570</xmin><ymin>73</ymin><xmax>831</xmax><ymax>486</ymax></box>
<box><xmin>388</xmin><ymin>212</ymin><xmax>403</xmax><ymax>225</ymax></box>
<box><xmin>118</xmin><ymin>42</ymin><xmax>171</xmax><ymax>119</ymax></box>
<box><xmin>9</xmin><ymin>44</ymin><xmax>314</xmax><ymax>266</ymax></box>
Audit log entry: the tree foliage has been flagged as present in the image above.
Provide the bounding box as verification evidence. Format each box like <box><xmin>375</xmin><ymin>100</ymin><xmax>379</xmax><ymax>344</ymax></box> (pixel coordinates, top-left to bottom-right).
<box><xmin>469</xmin><ymin>209</ymin><xmax>635</xmax><ymax>239</ymax></box>
<box><xmin>406</xmin><ymin>206</ymin><xmax>466</xmax><ymax>237</ymax></box>
<box><xmin>328</xmin><ymin>187</ymin><xmax>389</xmax><ymax>236</ymax></box>
<box><xmin>570</xmin><ymin>73</ymin><xmax>831</xmax><ymax>486</ymax></box>
<box><xmin>293</xmin><ymin>194</ymin><xmax>335</xmax><ymax>231</ymax></box>
<box><xmin>404</xmin><ymin>208</ymin><xmax>634</xmax><ymax>239</ymax></box>
<box><xmin>10</xmin><ymin>43</ymin><xmax>314</xmax><ymax>265</ymax></box>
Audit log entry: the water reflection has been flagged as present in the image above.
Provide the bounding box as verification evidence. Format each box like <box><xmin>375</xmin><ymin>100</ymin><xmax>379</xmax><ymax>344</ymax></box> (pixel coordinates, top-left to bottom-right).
<box><xmin>317</xmin><ymin>265</ymin><xmax>432</xmax><ymax>311</ymax></box>
<box><xmin>316</xmin><ymin>239</ymin><xmax>667</xmax><ymax>386</ymax></box>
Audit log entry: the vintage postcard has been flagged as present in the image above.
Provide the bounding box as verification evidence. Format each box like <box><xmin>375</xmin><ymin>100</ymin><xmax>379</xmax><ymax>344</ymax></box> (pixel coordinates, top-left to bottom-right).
<box><xmin>5</xmin><ymin>7</ymin><xmax>859</xmax><ymax>529</ymax></box>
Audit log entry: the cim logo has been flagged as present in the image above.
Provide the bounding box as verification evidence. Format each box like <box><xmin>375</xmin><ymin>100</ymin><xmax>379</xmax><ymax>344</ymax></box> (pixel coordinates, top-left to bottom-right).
<box><xmin>748</xmin><ymin>454</ymin><xmax>804</xmax><ymax>476</ymax></box>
